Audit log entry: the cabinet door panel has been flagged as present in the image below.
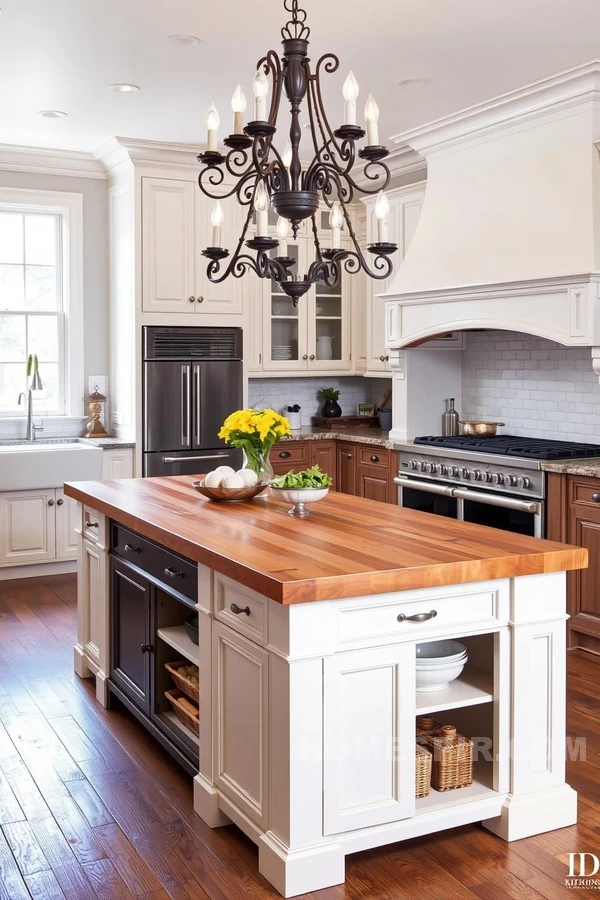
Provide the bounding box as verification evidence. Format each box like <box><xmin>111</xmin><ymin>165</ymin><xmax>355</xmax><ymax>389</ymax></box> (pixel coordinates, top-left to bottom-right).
<box><xmin>323</xmin><ymin>644</ymin><xmax>415</xmax><ymax>834</ymax></box>
<box><xmin>196</xmin><ymin>191</ymin><xmax>244</xmax><ymax>314</ymax></box>
<box><xmin>0</xmin><ymin>489</ymin><xmax>56</xmax><ymax>565</ymax></box>
<box><xmin>110</xmin><ymin>558</ymin><xmax>151</xmax><ymax>714</ymax></box>
<box><xmin>213</xmin><ymin>622</ymin><xmax>269</xmax><ymax>828</ymax></box>
<box><xmin>310</xmin><ymin>442</ymin><xmax>336</xmax><ymax>489</ymax></box>
<box><xmin>142</xmin><ymin>177</ymin><xmax>195</xmax><ymax>313</ymax></box>
<box><xmin>336</xmin><ymin>443</ymin><xmax>356</xmax><ymax>495</ymax></box>
<box><xmin>357</xmin><ymin>466</ymin><xmax>389</xmax><ymax>504</ymax></box>
<box><xmin>55</xmin><ymin>489</ymin><xmax>79</xmax><ymax>560</ymax></box>
<box><xmin>568</xmin><ymin>504</ymin><xmax>600</xmax><ymax>638</ymax></box>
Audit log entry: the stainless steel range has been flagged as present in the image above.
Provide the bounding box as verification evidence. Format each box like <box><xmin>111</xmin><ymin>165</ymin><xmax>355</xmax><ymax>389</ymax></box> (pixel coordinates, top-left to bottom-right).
<box><xmin>394</xmin><ymin>435</ymin><xmax>600</xmax><ymax>538</ymax></box>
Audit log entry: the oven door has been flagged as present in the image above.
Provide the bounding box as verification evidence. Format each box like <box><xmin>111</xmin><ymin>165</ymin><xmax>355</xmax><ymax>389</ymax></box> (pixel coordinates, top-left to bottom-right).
<box><xmin>395</xmin><ymin>476</ymin><xmax>458</xmax><ymax>519</ymax></box>
<box><xmin>454</xmin><ymin>487</ymin><xmax>544</xmax><ymax>538</ymax></box>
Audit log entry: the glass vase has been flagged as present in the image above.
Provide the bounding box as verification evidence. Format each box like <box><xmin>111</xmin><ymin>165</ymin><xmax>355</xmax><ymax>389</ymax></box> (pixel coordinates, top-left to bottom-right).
<box><xmin>242</xmin><ymin>446</ymin><xmax>274</xmax><ymax>496</ymax></box>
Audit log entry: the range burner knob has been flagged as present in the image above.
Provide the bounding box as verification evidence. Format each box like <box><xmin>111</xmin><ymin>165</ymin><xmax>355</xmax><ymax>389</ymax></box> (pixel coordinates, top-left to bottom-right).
<box><xmin>493</xmin><ymin>473</ymin><xmax>504</xmax><ymax>485</ymax></box>
<box><xmin>519</xmin><ymin>476</ymin><xmax>532</xmax><ymax>489</ymax></box>
<box><xmin>484</xmin><ymin>471</ymin><xmax>493</xmax><ymax>483</ymax></box>
<box><xmin>462</xmin><ymin>467</ymin><xmax>471</xmax><ymax>479</ymax></box>
<box><xmin>473</xmin><ymin>469</ymin><xmax>482</xmax><ymax>481</ymax></box>
<box><xmin>409</xmin><ymin>459</ymin><xmax>418</xmax><ymax>470</ymax></box>
<box><xmin>440</xmin><ymin>464</ymin><xmax>449</xmax><ymax>476</ymax></box>
<box><xmin>451</xmin><ymin>465</ymin><xmax>460</xmax><ymax>477</ymax></box>
<box><xmin>429</xmin><ymin>463</ymin><xmax>439</xmax><ymax>474</ymax></box>
<box><xmin>507</xmin><ymin>474</ymin><xmax>518</xmax><ymax>487</ymax></box>
<box><xmin>418</xmin><ymin>461</ymin><xmax>427</xmax><ymax>472</ymax></box>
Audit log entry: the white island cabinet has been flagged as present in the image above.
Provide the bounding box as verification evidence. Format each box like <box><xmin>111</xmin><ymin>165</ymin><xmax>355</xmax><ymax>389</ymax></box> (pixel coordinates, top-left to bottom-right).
<box><xmin>65</xmin><ymin>481</ymin><xmax>583</xmax><ymax>898</ymax></box>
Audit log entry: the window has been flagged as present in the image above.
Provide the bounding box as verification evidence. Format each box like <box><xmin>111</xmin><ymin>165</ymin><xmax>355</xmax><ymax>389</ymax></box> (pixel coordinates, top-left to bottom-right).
<box><xmin>0</xmin><ymin>189</ymin><xmax>83</xmax><ymax>418</ymax></box>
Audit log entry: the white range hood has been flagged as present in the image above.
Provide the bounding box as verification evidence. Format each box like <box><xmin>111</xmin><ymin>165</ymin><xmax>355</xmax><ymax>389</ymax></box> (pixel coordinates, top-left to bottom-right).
<box><xmin>383</xmin><ymin>61</ymin><xmax>600</xmax><ymax>379</ymax></box>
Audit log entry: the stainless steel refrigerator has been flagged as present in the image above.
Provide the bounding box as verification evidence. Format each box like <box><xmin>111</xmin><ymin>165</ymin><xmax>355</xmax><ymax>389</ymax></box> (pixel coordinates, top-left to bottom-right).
<box><xmin>143</xmin><ymin>326</ymin><xmax>243</xmax><ymax>477</ymax></box>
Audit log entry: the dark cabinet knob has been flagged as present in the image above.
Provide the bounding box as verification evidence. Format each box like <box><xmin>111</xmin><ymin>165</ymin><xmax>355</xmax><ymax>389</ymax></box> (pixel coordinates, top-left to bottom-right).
<box><xmin>370</xmin><ymin>455</ymin><xmax>379</xmax><ymax>463</ymax></box>
<box><xmin>140</xmin><ymin>643</ymin><xmax>153</xmax><ymax>653</ymax></box>
<box><xmin>48</xmin><ymin>499</ymin><xmax>55</xmax><ymax>507</ymax></box>
<box><xmin>197</xmin><ymin>296</ymin><xmax>204</xmax><ymax>303</ymax></box>
<box><xmin>230</xmin><ymin>603</ymin><xmax>250</xmax><ymax>616</ymax></box>
<box><xmin>279</xmin><ymin>450</ymin><xmax>291</xmax><ymax>458</ymax></box>
<box><xmin>302</xmin><ymin>354</ymin><xmax>308</xmax><ymax>360</ymax></box>
<box><xmin>124</xmin><ymin>543</ymin><xmax>139</xmax><ymax>553</ymax></box>
<box><xmin>188</xmin><ymin>296</ymin><xmax>196</xmax><ymax>303</ymax></box>
<box><xmin>593</xmin><ymin>493</ymin><xmax>600</xmax><ymax>503</ymax></box>
<box><xmin>346</xmin><ymin>453</ymin><xmax>352</xmax><ymax>459</ymax></box>
<box><xmin>164</xmin><ymin>566</ymin><xmax>183</xmax><ymax>578</ymax></box>
<box><xmin>57</xmin><ymin>498</ymin><xmax>64</xmax><ymax>506</ymax></box>
<box><xmin>309</xmin><ymin>354</ymin><xmax>316</xmax><ymax>361</ymax></box>
<box><xmin>380</xmin><ymin>355</ymin><xmax>389</xmax><ymax>362</ymax></box>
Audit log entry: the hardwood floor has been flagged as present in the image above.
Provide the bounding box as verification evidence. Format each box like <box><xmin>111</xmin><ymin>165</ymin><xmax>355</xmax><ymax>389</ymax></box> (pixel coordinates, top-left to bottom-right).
<box><xmin>0</xmin><ymin>575</ymin><xmax>598</xmax><ymax>900</ymax></box>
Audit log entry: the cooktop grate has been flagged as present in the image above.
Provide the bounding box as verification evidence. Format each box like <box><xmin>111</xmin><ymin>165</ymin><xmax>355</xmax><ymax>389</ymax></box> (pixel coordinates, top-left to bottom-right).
<box><xmin>414</xmin><ymin>435</ymin><xmax>600</xmax><ymax>460</ymax></box>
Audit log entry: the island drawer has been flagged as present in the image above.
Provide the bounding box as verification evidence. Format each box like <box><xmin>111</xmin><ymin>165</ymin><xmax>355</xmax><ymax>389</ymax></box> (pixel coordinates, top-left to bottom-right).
<box><xmin>336</xmin><ymin>583</ymin><xmax>507</xmax><ymax>648</ymax></box>
<box><xmin>214</xmin><ymin>574</ymin><xmax>268</xmax><ymax>645</ymax></box>
<box><xmin>83</xmin><ymin>507</ymin><xmax>103</xmax><ymax>543</ymax></box>
<box><xmin>111</xmin><ymin>524</ymin><xmax>197</xmax><ymax>602</ymax></box>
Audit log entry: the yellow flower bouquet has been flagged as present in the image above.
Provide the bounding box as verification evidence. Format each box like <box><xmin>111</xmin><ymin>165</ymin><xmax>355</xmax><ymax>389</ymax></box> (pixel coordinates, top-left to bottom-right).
<box><xmin>219</xmin><ymin>408</ymin><xmax>291</xmax><ymax>483</ymax></box>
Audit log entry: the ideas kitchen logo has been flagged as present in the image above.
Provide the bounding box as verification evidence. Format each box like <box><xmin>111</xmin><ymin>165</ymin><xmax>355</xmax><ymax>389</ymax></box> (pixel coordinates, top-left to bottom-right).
<box><xmin>565</xmin><ymin>853</ymin><xmax>600</xmax><ymax>890</ymax></box>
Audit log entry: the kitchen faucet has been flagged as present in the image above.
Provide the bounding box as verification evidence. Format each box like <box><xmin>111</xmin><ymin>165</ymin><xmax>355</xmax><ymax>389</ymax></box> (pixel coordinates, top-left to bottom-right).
<box><xmin>18</xmin><ymin>356</ymin><xmax>44</xmax><ymax>441</ymax></box>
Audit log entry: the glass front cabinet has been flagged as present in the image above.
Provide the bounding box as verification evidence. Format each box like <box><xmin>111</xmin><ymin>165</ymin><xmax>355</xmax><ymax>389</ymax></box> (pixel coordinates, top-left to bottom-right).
<box><xmin>258</xmin><ymin>211</ymin><xmax>352</xmax><ymax>374</ymax></box>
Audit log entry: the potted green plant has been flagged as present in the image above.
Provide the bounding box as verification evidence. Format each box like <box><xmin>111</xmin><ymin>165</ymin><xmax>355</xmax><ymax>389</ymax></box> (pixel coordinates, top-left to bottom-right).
<box><xmin>319</xmin><ymin>387</ymin><xmax>342</xmax><ymax>418</ymax></box>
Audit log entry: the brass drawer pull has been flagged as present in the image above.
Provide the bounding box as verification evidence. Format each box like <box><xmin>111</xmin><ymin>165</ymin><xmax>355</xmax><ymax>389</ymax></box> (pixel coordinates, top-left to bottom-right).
<box><xmin>397</xmin><ymin>610</ymin><xmax>437</xmax><ymax>623</ymax></box>
<box><xmin>230</xmin><ymin>603</ymin><xmax>250</xmax><ymax>616</ymax></box>
<box><xmin>164</xmin><ymin>567</ymin><xmax>184</xmax><ymax>579</ymax></box>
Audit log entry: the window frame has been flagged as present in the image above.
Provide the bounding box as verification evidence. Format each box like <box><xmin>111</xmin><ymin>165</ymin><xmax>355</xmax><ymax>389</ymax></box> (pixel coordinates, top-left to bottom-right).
<box><xmin>0</xmin><ymin>187</ymin><xmax>83</xmax><ymax>419</ymax></box>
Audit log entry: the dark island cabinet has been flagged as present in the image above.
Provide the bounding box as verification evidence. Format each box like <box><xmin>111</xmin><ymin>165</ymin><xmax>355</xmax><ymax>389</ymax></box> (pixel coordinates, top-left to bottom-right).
<box><xmin>110</xmin><ymin>557</ymin><xmax>152</xmax><ymax>715</ymax></box>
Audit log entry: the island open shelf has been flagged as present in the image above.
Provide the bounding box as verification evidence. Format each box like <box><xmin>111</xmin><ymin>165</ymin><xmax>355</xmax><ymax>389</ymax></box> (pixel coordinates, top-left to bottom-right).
<box><xmin>157</xmin><ymin>625</ymin><xmax>199</xmax><ymax>666</ymax></box>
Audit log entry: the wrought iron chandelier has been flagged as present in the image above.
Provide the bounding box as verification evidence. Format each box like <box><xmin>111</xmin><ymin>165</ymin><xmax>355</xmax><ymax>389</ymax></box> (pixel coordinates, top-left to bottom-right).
<box><xmin>198</xmin><ymin>0</ymin><xmax>397</xmax><ymax>305</ymax></box>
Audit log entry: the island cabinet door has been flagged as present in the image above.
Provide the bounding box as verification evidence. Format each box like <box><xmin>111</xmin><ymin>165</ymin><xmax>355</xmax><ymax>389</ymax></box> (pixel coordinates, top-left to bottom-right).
<box><xmin>212</xmin><ymin>622</ymin><xmax>269</xmax><ymax>829</ymax></box>
<box><xmin>323</xmin><ymin>644</ymin><xmax>415</xmax><ymax>834</ymax></box>
<box><xmin>110</xmin><ymin>558</ymin><xmax>152</xmax><ymax>715</ymax></box>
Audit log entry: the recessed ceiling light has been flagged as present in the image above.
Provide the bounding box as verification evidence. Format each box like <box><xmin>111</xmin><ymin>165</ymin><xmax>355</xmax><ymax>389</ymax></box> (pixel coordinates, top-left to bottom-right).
<box><xmin>397</xmin><ymin>77</ymin><xmax>430</xmax><ymax>87</ymax></box>
<box><xmin>108</xmin><ymin>83</ymin><xmax>140</xmax><ymax>93</ymax></box>
<box><xmin>38</xmin><ymin>110</ymin><xmax>68</xmax><ymax>119</ymax></box>
<box><xmin>166</xmin><ymin>34</ymin><xmax>200</xmax><ymax>46</ymax></box>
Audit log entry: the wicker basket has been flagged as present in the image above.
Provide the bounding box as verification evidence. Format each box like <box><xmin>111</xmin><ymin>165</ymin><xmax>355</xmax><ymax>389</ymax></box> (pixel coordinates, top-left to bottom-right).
<box><xmin>416</xmin><ymin>716</ymin><xmax>442</xmax><ymax>742</ymax></box>
<box><xmin>428</xmin><ymin>725</ymin><xmax>473</xmax><ymax>791</ymax></box>
<box><xmin>165</xmin><ymin>661</ymin><xmax>199</xmax><ymax>703</ymax></box>
<box><xmin>415</xmin><ymin>745</ymin><xmax>432</xmax><ymax>798</ymax></box>
<box><xmin>165</xmin><ymin>689</ymin><xmax>199</xmax><ymax>736</ymax></box>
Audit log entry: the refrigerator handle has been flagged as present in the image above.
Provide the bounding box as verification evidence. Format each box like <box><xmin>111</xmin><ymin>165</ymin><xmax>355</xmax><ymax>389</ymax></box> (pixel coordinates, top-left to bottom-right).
<box><xmin>181</xmin><ymin>365</ymin><xmax>191</xmax><ymax>448</ymax></box>
<box><xmin>193</xmin><ymin>365</ymin><xmax>201</xmax><ymax>447</ymax></box>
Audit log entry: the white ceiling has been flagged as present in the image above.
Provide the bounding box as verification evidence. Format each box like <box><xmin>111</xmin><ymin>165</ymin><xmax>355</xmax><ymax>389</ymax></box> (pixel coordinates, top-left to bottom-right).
<box><xmin>2</xmin><ymin>0</ymin><xmax>600</xmax><ymax>154</ymax></box>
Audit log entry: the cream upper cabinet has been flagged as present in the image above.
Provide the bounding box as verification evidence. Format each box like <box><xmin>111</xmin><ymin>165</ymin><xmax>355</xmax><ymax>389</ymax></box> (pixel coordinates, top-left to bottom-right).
<box><xmin>0</xmin><ymin>489</ymin><xmax>56</xmax><ymax>566</ymax></box>
<box><xmin>141</xmin><ymin>176</ymin><xmax>243</xmax><ymax>315</ymax></box>
<box><xmin>364</xmin><ymin>184</ymin><xmax>426</xmax><ymax>375</ymax></box>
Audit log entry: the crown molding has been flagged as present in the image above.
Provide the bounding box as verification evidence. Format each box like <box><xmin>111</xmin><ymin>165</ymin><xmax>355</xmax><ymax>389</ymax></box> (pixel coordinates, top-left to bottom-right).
<box><xmin>95</xmin><ymin>136</ymin><xmax>204</xmax><ymax>173</ymax></box>
<box><xmin>390</xmin><ymin>60</ymin><xmax>600</xmax><ymax>155</ymax></box>
<box><xmin>0</xmin><ymin>143</ymin><xmax>106</xmax><ymax>180</ymax></box>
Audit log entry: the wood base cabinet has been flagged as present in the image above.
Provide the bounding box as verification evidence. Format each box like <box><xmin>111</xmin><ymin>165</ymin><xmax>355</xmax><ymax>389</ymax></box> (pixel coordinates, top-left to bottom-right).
<box><xmin>547</xmin><ymin>471</ymin><xmax>600</xmax><ymax>654</ymax></box>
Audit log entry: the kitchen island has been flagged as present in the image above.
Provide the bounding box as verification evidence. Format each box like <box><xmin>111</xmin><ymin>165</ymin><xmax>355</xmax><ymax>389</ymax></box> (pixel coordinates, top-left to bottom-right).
<box><xmin>64</xmin><ymin>476</ymin><xmax>586</xmax><ymax>897</ymax></box>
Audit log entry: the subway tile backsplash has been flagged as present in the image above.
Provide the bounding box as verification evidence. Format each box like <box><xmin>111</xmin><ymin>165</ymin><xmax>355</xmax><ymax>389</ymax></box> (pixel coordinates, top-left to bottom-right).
<box><xmin>462</xmin><ymin>331</ymin><xmax>600</xmax><ymax>443</ymax></box>
<box><xmin>249</xmin><ymin>377</ymin><xmax>392</xmax><ymax>426</ymax></box>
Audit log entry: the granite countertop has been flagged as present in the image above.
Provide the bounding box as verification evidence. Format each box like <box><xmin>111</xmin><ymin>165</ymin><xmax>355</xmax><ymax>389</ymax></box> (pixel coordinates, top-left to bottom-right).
<box><xmin>281</xmin><ymin>427</ymin><xmax>394</xmax><ymax>449</ymax></box>
<box><xmin>542</xmin><ymin>458</ymin><xmax>600</xmax><ymax>477</ymax></box>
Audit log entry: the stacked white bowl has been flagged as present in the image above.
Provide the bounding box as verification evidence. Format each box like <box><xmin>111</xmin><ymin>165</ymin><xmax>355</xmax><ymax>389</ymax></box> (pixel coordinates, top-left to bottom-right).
<box><xmin>415</xmin><ymin>640</ymin><xmax>468</xmax><ymax>692</ymax></box>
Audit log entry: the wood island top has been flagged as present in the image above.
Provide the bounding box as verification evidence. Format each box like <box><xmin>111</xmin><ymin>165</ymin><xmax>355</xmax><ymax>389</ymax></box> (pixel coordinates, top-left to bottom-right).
<box><xmin>65</xmin><ymin>476</ymin><xmax>587</xmax><ymax>604</ymax></box>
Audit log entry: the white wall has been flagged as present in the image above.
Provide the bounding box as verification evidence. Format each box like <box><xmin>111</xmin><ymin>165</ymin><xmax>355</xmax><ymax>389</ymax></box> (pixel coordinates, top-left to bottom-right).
<box><xmin>462</xmin><ymin>330</ymin><xmax>600</xmax><ymax>443</ymax></box>
<box><xmin>0</xmin><ymin>170</ymin><xmax>108</xmax><ymax>429</ymax></box>
<box><xmin>249</xmin><ymin>377</ymin><xmax>392</xmax><ymax>428</ymax></box>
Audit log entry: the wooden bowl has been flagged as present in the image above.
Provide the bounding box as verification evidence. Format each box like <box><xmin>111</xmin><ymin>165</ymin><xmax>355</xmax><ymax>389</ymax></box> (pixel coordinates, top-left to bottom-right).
<box><xmin>458</xmin><ymin>420</ymin><xmax>505</xmax><ymax>437</ymax></box>
<box><xmin>191</xmin><ymin>477</ymin><xmax>266</xmax><ymax>502</ymax></box>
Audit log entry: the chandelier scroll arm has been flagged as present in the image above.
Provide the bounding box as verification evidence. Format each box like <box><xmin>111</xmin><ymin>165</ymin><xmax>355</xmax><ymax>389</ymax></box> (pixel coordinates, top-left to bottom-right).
<box><xmin>256</xmin><ymin>50</ymin><xmax>283</xmax><ymax>127</ymax></box>
<box><xmin>203</xmin><ymin>202</ymin><xmax>258</xmax><ymax>284</ymax></box>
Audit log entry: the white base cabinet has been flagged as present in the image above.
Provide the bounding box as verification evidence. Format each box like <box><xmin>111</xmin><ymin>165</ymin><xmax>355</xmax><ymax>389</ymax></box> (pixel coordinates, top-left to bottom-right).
<box><xmin>0</xmin><ymin>488</ymin><xmax>77</xmax><ymax>567</ymax></box>
<box><xmin>191</xmin><ymin>570</ymin><xmax>576</xmax><ymax>897</ymax></box>
<box><xmin>74</xmin><ymin>506</ymin><xmax>109</xmax><ymax>706</ymax></box>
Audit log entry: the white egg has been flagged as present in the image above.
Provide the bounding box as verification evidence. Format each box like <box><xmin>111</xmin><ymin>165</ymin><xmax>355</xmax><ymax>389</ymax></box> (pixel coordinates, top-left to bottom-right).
<box><xmin>215</xmin><ymin>465</ymin><xmax>235</xmax><ymax>477</ymax></box>
<box><xmin>204</xmin><ymin>470</ymin><xmax>224</xmax><ymax>488</ymax></box>
<box><xmin>237</xmin><ymin>468</ymin><xmax>259</xmax><ymax>487</ymax></box>
<box><xmin>222</xmin><ymin>473</ymin><xmax>245</xmax><ymax>489</ymax></box>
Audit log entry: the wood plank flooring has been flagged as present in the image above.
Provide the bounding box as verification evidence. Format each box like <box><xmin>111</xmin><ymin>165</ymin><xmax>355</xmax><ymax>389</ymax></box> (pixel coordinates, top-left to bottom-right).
<box><xmin>0</xmin><ymin>573</ymin><xmax>598</xmax><ymax>900</ymax></box>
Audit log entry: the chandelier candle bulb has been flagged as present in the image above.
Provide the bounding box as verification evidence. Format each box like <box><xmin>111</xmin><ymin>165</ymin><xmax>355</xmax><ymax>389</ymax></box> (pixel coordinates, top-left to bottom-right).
<box><xmin>255</xmin><ymin>181</ymin><xmax>270</xmax><ymax>237</ymax></box>
<box><xmin>253</xmin><ymin>68</ymin><xmax>269</xmax><ymax>120</ymax></box>
<box><xmin>375</xmin><ymin>190</ymin><xmax>390</xmax><ymax>243</ymax></box>
<box><xmin>206</xmin><ymin>103</ymin><xmax>220</xmax><ymax>152</ymax></box>
<box><xmin>330</xmin><ymin>201</ymin><xmax>343</xmax><ymax>249</ymax></box>
<box><xmin>364</xmin><ymin>94</ymin><xmax>379</xmax><ymax>145</ymax></box>
<box><xmin>211</xmin><ymin>201</ymin><xmax>224</xmax><ymax>247</ymax></box>
<box><xmin>343</xmin><ymin>70</ymin><xmax>359</xmax><ymax>125</ymax></box>
<box><xmin>276</xmin><ymin>216</ymin><xmax>289</xmax><ymax>241</ymax></box>
<box><xmin>282</xmin><ymin>141</ymin><xmax>293</xmax><ymax>173</ymax></box>
<box><xmin>231</xmin><ymin>84</ymin><xmax>247</xmax><ymax>133</ymax></box>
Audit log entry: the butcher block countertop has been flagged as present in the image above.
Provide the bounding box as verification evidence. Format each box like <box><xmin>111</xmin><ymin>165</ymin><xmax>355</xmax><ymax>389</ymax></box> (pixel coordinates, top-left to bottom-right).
<box><xmin>65</xmin><ymin>476</ymin><xmax>587</xmax><ymax>605</ymax></box>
